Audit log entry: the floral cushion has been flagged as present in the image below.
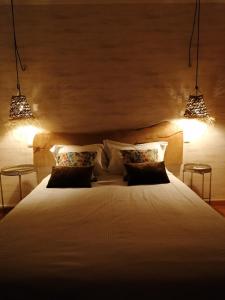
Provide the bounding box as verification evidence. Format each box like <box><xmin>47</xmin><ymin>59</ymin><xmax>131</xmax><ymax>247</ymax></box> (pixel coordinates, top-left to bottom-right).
<box><xmin>56</xmin><ymin>151</ymin><xmax>97</xmax><ymax>167</ymax></box>
<box><xmin>120</xmin><ymin>149</ymin><xmax>159</xmax><ymax>164</ymax></box>
<box><xmin>50</xmin><ymin>144</ymin><xmax>106</xmax><ymax>175</ymax></box>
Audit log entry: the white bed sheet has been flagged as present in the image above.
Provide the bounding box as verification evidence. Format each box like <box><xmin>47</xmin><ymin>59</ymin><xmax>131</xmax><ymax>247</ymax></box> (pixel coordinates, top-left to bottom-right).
<box><xmin>0</xmin><ymin>172</ymin><xmax>225</xmax><ymax>298</ymax></box>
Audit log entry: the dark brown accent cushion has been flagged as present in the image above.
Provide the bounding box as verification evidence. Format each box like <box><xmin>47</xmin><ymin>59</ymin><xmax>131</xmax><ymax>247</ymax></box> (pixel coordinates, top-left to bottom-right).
<box><xmin>46</xmin><ymin>166</ymin><xmax>93</xmax><ymax>188</ymax></box>
<box><xmin>124</xmin><ymin>161</ymin><xmax>170</xmax><ymax>186</ymax></box>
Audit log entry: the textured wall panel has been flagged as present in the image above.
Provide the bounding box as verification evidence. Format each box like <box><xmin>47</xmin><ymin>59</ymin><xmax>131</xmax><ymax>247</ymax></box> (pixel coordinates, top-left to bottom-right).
<box><xmin>0</xmin><ymin>3</ymin><xmax>224</xmax><ymax>204</ymax></box>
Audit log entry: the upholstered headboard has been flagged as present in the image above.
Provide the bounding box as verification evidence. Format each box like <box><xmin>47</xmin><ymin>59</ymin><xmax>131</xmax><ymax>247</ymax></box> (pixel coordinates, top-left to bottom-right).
<box><xmin>33</xmin><ymin>121</ymin><xmax>183</xmax><ymax>182</ymax></box>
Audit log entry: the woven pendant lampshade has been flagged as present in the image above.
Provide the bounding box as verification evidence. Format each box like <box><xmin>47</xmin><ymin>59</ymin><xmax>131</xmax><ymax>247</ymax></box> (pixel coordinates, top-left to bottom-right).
<box><xmin>184</xmin><ymin>94</ymin><xmax>209</xmax><ymax>120</ymax></box>
<box><xmin>9</xmin><ymin>95</ymin><xmax>34</xmax><ymax>120</ymax></box>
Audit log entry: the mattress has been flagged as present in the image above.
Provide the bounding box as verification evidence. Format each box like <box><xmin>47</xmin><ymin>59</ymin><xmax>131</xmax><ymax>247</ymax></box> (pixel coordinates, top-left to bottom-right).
<box><xmin>0</xmin><ymin>172</ymin><xmax>224</xmax><ymax>299</ymax></box>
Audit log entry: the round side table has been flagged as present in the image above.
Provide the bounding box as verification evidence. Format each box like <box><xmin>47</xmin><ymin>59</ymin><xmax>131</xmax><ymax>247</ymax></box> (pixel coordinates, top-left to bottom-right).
<box><xmin>182</xmin><ymin>163</ymin><xmax>212</xmax><ymax>203</ymax></box>
<box><xmin>0</xmin><ymin>164</ymin><xmax>37</xmax><ymax>209</ymax></box>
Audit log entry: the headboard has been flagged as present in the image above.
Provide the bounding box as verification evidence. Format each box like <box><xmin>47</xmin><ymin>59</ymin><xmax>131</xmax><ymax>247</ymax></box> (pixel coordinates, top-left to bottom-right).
<box><xmin>33</xmin><ymin>121</ymin><xmax>183</xmax><ymax>182</ymax></box>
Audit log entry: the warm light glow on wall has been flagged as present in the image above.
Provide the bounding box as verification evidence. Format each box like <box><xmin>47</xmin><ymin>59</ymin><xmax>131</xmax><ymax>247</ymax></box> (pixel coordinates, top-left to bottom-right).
<box><xmin>11</xmin><ymin>125</ymin><xmax>42</xmax><ymax>146</ymax></box>
<box><xmin>176</xmin><ymin>119</ymin><xmax>208</xmax><ymax>143</ymax></box>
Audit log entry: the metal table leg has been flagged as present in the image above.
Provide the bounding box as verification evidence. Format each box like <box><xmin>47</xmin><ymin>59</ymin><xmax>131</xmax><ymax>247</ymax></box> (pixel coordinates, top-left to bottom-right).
<box><xmin>190</xmin><ymin>172</ymin><xmax>193</xmax><ymax>189</ymax></box>
<box><xmin>18</xmin><ymin>174</ymin><xmax>22</xmax><ymax>200</ymax></box>
<box><xmin>0</xmin><ymin>174</ymin><xmax>4</xmax><ymax>210</ymax></box>
<box><xmin>202</xmin><ymin>173</ymin><xmax>205</xmax><ymax>199</ymax></box>
<box><xmin>209</xmin><ymin>172</ymin><xmax>212</xmax><ymax>204</ymax></box>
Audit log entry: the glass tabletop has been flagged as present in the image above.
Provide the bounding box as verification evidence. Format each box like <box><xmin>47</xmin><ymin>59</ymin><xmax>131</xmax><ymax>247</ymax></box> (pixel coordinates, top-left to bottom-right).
<box><xmin>0</xmin><ymin>164</ymin><xmax>36</xmax><ymax>176</ymax></box>
<box><xmin>183</xmin><ymin>163</ymin><xmax>212</xmax><ymax>173</ymax></box>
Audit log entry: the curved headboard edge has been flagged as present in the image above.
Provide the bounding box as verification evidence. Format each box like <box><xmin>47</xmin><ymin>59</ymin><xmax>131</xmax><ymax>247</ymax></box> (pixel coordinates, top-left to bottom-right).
<box><xmin>33</xmin><ymin>121</ymin><xmax>183</xmax><ymax>182</ymax></box>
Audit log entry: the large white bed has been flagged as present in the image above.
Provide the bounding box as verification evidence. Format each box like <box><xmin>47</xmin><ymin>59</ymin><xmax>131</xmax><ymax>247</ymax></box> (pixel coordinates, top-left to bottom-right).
<box><xmin>0</xmin><ymin>122</ymin><xmax>224</xmax><ymax>299</ymax></box>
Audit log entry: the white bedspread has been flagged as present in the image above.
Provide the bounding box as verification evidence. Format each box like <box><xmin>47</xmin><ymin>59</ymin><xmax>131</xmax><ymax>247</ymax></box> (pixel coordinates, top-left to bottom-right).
<box><xmin>0</xmin><ymin>173</ymin><xmax>225</xmax><ymax>299</ymax></box>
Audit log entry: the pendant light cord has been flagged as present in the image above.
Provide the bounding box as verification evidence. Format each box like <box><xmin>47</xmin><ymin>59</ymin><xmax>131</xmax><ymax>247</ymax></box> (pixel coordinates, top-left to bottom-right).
<box><xmin>188</xmin><ymin>0</ymin><xmax>201</xmax><ymax>95</ymax></box>
<box><xmin>196</xmin><ymin>0</ymin><xmax>200</xmax><ymax>93</ymax></box>
<box><xmin>11</xmin><ymin>0</ymin><xmax>25</xmax><ymax>95</ymax></box>
<box><xmin>188</xmin><ymin>0</ymin><xmax>198</xmax><ymax>68</ymax></box>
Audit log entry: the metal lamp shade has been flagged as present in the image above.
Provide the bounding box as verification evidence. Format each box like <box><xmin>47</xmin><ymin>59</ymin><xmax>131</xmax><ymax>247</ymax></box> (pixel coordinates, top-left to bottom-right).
<box><xmin>184</xmin><ymin>94</ymin><xmax>209</xmax><ymax>120</ymax></box>
<box><xmin>9</xmin><ymin>95</ymin><xmax>34</xmax><ymax>120</ymax></box>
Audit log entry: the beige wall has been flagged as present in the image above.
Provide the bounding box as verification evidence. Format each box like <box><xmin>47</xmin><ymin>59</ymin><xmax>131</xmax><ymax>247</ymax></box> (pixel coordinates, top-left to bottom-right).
<box><xmin>0</xmin><ymin>3</ymin><xmax>224</xmax><ymax>205</ymax></box>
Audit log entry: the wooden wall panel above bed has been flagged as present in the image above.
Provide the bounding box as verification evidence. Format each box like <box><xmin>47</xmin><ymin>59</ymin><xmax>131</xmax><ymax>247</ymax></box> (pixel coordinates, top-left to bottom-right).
<box><xmin>33</xmin><ymin>121</ymin><xmax>183</xmax><ymax>182</ymax></box>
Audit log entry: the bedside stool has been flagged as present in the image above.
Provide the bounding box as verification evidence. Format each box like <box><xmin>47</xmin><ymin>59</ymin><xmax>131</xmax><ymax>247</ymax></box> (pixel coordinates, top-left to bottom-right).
<box><xmin>0</xmin><ymin>164</ymin><xmax>37</xmax><ymax>209</ymax></box>
<box><xmin>182</xmin><ymin>163</ymin><xmax>212</xmax><ymax>203</ymax></box>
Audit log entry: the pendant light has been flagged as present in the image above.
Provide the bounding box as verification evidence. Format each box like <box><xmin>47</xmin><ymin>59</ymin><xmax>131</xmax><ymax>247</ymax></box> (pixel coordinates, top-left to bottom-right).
<box><xmin>184</xmin><ymin>0</ymin><xmax>213</xmax><ymax>123</ymax></box>
<box><xmin>9</xmin><ymin>0</ymin><xmax>34</xmax><ymax>121</ymax></box>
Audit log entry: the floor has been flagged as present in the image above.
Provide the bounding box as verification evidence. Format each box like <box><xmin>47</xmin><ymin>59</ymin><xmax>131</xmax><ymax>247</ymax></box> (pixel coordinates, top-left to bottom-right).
<box><xmin>0</xmin><ymin>206</ymin><xmax>14</xmax><ymax>220</ymax></box>
<box><xmin>210</xmin><ymin>201</ymin><xmax>225</xmax><ymax>217</ymax></box>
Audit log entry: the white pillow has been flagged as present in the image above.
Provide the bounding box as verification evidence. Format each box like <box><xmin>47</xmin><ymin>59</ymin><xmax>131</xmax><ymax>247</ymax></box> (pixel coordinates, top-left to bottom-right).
<box><xmin>103</xmin><ymin>139</ymin><xmax>168</xmax><ymax>175</ymax></box>
<box><xmin>103</xmin><ymin>140</ymin><xmax>136</xmax><ymax>174</ymax></box>
<box><xmin>50</xmin><ymin>144</ymin><xmax>106</xmax><ymax>175</ymax></box>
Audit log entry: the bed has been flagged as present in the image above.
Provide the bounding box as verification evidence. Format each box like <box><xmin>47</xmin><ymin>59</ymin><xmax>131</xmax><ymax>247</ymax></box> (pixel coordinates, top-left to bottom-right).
<box><xmin>0</xmin><ymin>121</ymin><xmax>224</xmax><ymax>300</ymax></box>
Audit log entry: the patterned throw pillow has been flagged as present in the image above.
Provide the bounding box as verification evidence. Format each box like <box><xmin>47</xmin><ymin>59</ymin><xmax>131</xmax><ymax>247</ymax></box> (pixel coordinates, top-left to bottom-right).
<box><xmin>56</xmin><ymin>151</ymin><xmax>97</xmax><ymax>167</ymax></box>
<box><xmin>50</xmin><ymin>144</ymin><xmax>106</xmax><ymax>175</ymax></box>
<box><xmin>120</xmin><ymin>149</ymin><xmax>158</xmax><ymax>164</ymax></box>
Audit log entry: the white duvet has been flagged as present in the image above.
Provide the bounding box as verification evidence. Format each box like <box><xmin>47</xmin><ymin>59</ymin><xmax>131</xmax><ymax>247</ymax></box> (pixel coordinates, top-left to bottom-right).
<box><xmin>0</xmin><ymin>173</ymin><xmax>225</xmax><ymax>299</ymax></box>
